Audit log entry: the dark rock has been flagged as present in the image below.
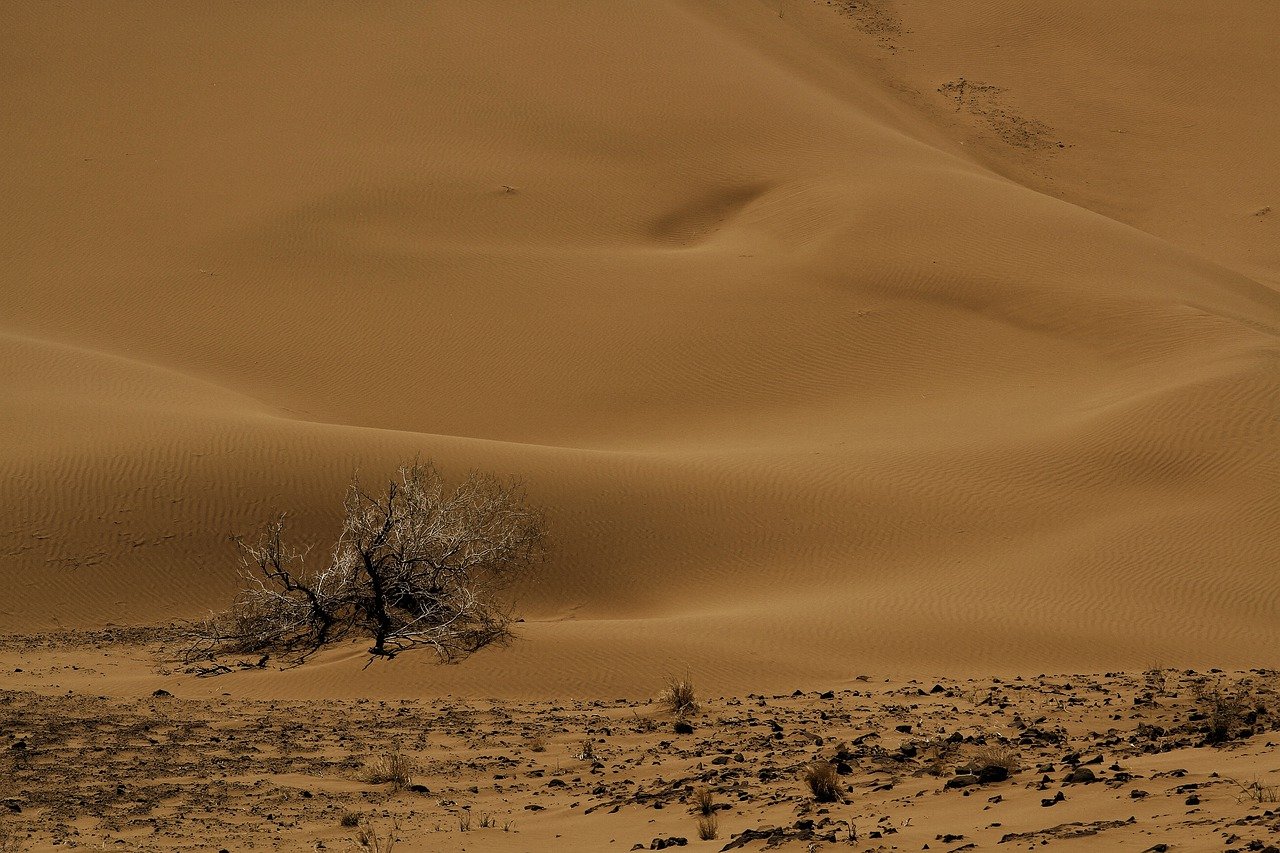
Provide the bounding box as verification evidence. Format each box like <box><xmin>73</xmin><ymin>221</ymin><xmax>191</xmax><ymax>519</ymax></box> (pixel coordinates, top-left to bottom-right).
<box><xmin>977</xmin><ymin>765</ymin><xmax>1009</xmax><ymax>784</ymax></box>
<box><xmin>674</xmin><ymin>721</ymin><xmax>694</xmax><ymax>735</ymax></box>
<box><xmin>152</xmin><ymin>689</ymin><xmax>172</xmax><ymax>698</ymax></box>
<box><xmin>946</xmin><ymin>774</ymin><xmax>980</xmax><ymax>789</ymax></box>
<box><xmin>1063</xmin><ymin>767</ymin><xmax>1096</xmax><ymax>784</ymax></box>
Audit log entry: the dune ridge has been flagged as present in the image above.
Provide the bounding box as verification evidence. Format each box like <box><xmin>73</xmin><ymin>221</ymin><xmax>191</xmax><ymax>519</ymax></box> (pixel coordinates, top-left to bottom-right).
<box><xmin>1</xmin><ymin>0</ymin><xmax>1277</xmax><ymax>697</ymax></box>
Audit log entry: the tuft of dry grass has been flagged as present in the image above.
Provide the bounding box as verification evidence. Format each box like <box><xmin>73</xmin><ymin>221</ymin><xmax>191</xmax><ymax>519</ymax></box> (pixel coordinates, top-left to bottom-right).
<box><xmin>662</xmin><ymin>674</ymin><xmax>699</xmax><ymax>718</ymax></box>
<box><xmin>355</xmin><ymin>819</ymin><xmax>398</xmax><ymax>853</ymax></box>
<box><xmin>528</xmin><ymin>735</ymin><xmax>547</xmax><ymax>753</ymax></box>
<box><xmin>1232</xmin><ymin>778</ymin><xmax>1280</xmax><ymax>803</ymax></box>
<box><xmin>802</xmin><ymin>760</ymin><xmax>842</xmax><ymax>803</ymax></box>
<box><xmin>363</xmin><ymin>751</ymin><xmax>417</xmax><ymax>790</ymax></box>
<box><xmin>340</xmin><ymin>811</ymin><xmax>362</xmax><ymax>828</ymax></box>
<box><xmin>969</xmin><ymin>744</ymin><xmax>1020</xmax><ymax>774</ymax></box>
<box><xmin>697</xmin><ymin>812</ymin><xmax>719</xmax><ymax>840</ymax></box>
<box><xmin>692</xmin><ymin>785</ymin><xmax>715</xmax><ymax>816</ymax></box>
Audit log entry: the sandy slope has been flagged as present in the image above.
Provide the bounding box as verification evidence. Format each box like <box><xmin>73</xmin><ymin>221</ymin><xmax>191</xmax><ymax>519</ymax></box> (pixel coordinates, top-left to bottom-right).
<box><xmin>1</xmin><ymin>0</ymin><xmax>1278</xmax><ymax>696</ymax></box>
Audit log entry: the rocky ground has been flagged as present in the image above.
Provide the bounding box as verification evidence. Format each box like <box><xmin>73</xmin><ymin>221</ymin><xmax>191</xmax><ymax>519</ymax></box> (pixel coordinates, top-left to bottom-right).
<box><xmin>1</xmin><ymin>636</ymin><xmax>1279</xmax><ymax>852</ymax></box>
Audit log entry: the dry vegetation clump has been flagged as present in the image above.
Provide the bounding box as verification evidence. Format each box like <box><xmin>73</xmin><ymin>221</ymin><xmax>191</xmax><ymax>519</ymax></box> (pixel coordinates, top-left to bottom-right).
<box><xmin>191</xmin><ymin>460</ymin><xmax>547</xmax><ymax>663</ymax></box>
<box><xmin>802</xmin><ymin>760</ymin><xmax>843</xmax><ymax>803</ymax></box>
<box><xmin>575</xmin><ymin>738</ymin><xmax>597</xmax><ymax>761</ymax></box>
<box><xmin>340</xmin><ymin>811</ymin><xmax>362</xmax><ymax>828</ymax></box>
<box><xmin>1144</xmin><ymin>665</ymin><xmax>1174</xmax><ymax>695</ymax></box>
<box><xmin>920</xmin><ymin>732</ymin><xmax>961</xmax><ymax>776</ymax></box>
<box><xmin>697</xmin><ymin>813</ymin><xmax>719</xmax><ymax>841</ymax></box>
<box><xmin>363</xmin><ymin>752</ymin><xmax>417</xmax><ymax>790</ymax></box>
<box><xmin>355</xmin><ymin>819</ymin><xmax>398</xmax><ymax>853</ymax></box>
<box><xmin>1231</xmin><ymin>778</ymin><xmax>1280</xmax><ymax>804</ymax></box>
<box><xmin>527</xmin><ymin>735</ymin><xmax>547</xmax><ymax>752</ymax></box>
<box><xmin>691</xmin><ymin>785</ymin><xmax>716</xmax><ymax>816</ymax></box>
<box><xmin>662</xmin><ymin>674</ymin><xmax>699</xmax><ymax>718</ymax></box>
<box><xmin>1194</xmin><ymin>680</ymin><xmax>1261</xmax><ymax>744</ymax></box>
<box><xmin>969</xmin><ymin>744</ymin><xmax>1020</xmax><ymax>774</ymax></box>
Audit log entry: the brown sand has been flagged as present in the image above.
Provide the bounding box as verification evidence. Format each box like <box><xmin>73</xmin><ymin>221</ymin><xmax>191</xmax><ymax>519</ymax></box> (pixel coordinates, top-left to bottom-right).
<box><xmin>1</xmin><ymin>5</ymin><xmax>1279</xmax><ymax>845</ymax></box>
<box><xmin>4</xmin><ymin>636</ymin><xmax>1280</xmax><ymax>852</ymax></box>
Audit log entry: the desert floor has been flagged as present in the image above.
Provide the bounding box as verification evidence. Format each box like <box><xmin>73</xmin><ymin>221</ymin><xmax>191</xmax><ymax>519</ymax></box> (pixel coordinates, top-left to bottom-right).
<box><xmin>3</xmin><ymin>0</ymin><xmax>1279</xmax><ymax>850</ymax></box>
<box><xmin>4</xmin><ymin>633</ymin><xmax>1280</xmax><ymax>852</ymax></box>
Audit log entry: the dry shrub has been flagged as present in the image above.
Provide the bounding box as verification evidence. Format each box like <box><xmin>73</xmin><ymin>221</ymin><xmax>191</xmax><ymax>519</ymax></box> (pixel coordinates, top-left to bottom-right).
<box><xmin>663</xmin><ymin>674</ymin><xmax>699</xmax><ymax>718</ymax></box>
<box><xmin>340</xmin><ymin>811</ymin><xmax>362</xmax><ymax>828</ymax></box>
<box><xmin>697</xmin><ymin>813</ymin><xmax>719</xmax><ymax>840</ymax></box>
<box><xmin>364</xmin><ymin>751</ymin><xmax>417</xmax><ymax>790</ymax></box>
<box><xmin>1195</xmin><ymin>680</ymin><xmax>1257</xmax><ymax>744</ymax></box>
<box><xmin>802</xmin><ymin>761</ymin><xmax>842</xmax><ymax>803</ymax></box>
<box><xmin>355</xmin><ymin>818</ymin><xmax>398</xmax><ymax>853</ymax></box>
<box><xmin>692</xmin><ymin>785</ymin><xmax>715</xmax><ymax>816</ymax></box>
<box><xmin>970</xmin><ymin>744</ymin><xmax>1020</xmax><ymax>773</ymax></box>
<box><xmin>1144</xmin><ymin>665</ymin><xmax>1173</xmax><ymax>695</ymax></box>
<box><xmin>528</xmin><ymin>735</ymin><xmax>547</xmax><ymax>753</ymax></box>
<box><xmin>194</xmin><ymin>460</ymin><xmax>548</xmax><ymax>663</ymax></box>
<box><xmin>921</xmin><ymin>734</ymin><xmax>960</xmax><ymax>776</ymax></box>
<box><xmin>575</xmin><ymin>738</ymin><xmax>597</xmax><ymax>761</ymax></box>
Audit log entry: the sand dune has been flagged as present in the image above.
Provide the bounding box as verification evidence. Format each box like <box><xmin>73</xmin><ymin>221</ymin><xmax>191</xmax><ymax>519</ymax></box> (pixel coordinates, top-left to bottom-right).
<box><xmin>2</xmin><ymin>0</ymin><xmax>1278</xmax><ymax>697</ymax></box>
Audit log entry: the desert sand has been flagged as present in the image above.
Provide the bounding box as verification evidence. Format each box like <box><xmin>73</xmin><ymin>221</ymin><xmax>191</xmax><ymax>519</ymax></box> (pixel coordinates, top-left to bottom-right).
<box><xmin>2</xmin><ymin>0</ymin><xmax>1278</xmax><ymax>850</ymax></box>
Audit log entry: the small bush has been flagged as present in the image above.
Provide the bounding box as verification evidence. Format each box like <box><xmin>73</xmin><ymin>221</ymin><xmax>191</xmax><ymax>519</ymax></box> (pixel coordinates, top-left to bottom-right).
<box><xmin>528</xmin><ymin>736</ymin><xmax>547</xmax><ymax>752</ymax></box>
<box><xmin>1144</xmin><ymin>665</ymin><xmax>1173</xmax><ymax>695</ymax></box>
<box><xmin>802</xmin><ymin>761</ymin><xmax>842</xmax><ymax>803</ymax></box>
<box><xmin>575</xmin><ymin>738</ymin><xmax>597</xmax><ymax>761</ymax></box>
<box><xmin>697</xmin><ymin>813</ymin><xmax>719</xmax><ymax>840</ymax></box>
<box><xmin>692</xmin><ymin>785</ymin><xmax>715</xmax><ymax>816</ymax></box>
<box><xmin>364</xmin><ymin>752</ymin><xmax>416</xmax><ymax>790</ymax></box>
<box><xmin>341</xmin><ymin>811</ymin><xmax>362</xmax><ymax>828</ymax></box>
<box><xmin>969</xmin><ymin>745</ymin><xmax>1020</xmax><ymax>774</ymax></box>
<box><xmin>663</xmin><ymin>675</ymin><xmax>699</xmax><ymax>718</ymax></box>
<box><xmin>1196</xmin><ymin>681</ymin><xmax>1255</xmax><ymax>743</ymax></box>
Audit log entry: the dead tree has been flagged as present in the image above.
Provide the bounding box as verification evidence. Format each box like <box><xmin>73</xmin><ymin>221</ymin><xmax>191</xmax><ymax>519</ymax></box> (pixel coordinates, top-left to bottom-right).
<box><xmin>194</xmin><ymin>461</ymin><xmax>547</xmax><ymax>663</ymax></box>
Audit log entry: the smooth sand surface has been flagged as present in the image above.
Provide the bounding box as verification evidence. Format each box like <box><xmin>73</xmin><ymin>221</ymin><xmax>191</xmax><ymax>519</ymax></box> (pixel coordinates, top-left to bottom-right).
<box><xmin>2</xmin><ymin>1</ymin><xmax>1278</xmax><ymax>697</ymax></box>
